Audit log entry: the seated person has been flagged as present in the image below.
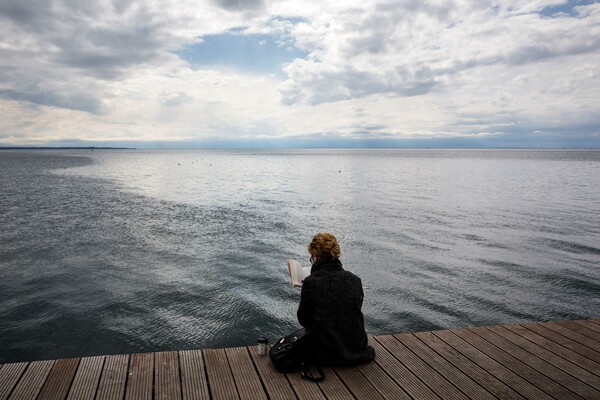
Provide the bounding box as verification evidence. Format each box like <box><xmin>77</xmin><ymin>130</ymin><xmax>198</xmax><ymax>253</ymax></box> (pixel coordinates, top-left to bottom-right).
<box><xmin>297</xmin><ymin>232</ymin><xmax>375</xmax><ymax>366</ymax></box>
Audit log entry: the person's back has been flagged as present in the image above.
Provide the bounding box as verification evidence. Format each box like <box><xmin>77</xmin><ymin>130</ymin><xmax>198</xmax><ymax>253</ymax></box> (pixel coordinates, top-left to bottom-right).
<box><xmin>297</xmin><ymin>233</ymin><xmax>375</xmax><ymax>366</ymax></box>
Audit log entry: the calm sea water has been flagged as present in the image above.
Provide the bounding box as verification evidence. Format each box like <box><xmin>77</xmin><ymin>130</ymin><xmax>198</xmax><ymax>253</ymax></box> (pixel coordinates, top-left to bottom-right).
<box><xmin>1</xmin><ymin>149</ymin><xmax>599</xmax><ymax>363</ymax></box>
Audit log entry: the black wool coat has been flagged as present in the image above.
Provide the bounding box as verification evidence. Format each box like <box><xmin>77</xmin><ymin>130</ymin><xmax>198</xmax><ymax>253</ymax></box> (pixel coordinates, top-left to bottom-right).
<box><xmin>297</xmin><ymin>256</ymin><xmax>375</xmax><ymax>366</ymax></box>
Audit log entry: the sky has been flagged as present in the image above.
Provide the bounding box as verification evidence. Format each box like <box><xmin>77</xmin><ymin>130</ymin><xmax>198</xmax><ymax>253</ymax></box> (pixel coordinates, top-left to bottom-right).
<box><xmin>0</xmin><ymin>0</ymin><xmax>599</xmax><ymax>148</ymax></box>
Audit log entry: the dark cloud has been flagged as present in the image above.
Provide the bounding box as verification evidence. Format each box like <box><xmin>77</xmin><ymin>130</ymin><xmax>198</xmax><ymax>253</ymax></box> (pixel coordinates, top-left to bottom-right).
<box><xmin>353</xmin><ymin>123</ymin><xmax>387</xmax><ymax>131</ymax></box>
<box><xmin>507</xmin><ymin>37</ymin><xmax>600</xmax><ymax>66</ymax></box>
<box><xmin>0</xmin><ymin>66</ymin><xmax>106</xmax><ymax>114</ymax></box>
<box><xmin>211</xmin><ymin>0</ymin><xmax>264</xmax><ymax>12</ymax></box>
<box><xmin>0</xmin><ymin>0</ymin><xmax>56</xmax><ymax>28</ymax></box>
<box><xmin>282</xmin><ymin>66</ymin><xmax>437</xmax><ymax>105</ymax></box>
<box><xmin>0</xmin><ymin>0</ymin><xmax>184</xmax><ymax>112</ymax></box>
<box><xmin>0</xmin><ymin>88</ymin><xmax>105</xmax><ymax>114</ymax></box>
<box><xmin>0</xmin><ymin>0</ymin><xmax>176</xmax><ymax>80</ymax></box>
<box><xmin>111</xmin><ymin>0</ymin><xmax>137</xmax><ymax>14</ymax></box>
<box><xmin>0</xmin><ymin>1</ymin><xmax>103</xmax><ymax>35</ymax></box>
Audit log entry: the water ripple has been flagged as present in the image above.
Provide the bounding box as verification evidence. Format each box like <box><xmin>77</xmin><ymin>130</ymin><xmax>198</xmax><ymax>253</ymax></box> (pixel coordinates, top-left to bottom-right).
<box><xmin>1</xmin><ymin>149</ymin><xmax>599</xmax><ymax>363</ymax></box>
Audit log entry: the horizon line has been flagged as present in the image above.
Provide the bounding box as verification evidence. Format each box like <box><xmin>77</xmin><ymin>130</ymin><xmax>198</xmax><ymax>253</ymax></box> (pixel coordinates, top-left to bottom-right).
<box><xmin>1</xmin><ymin>146</ymin><xmax>599</xmax><ymax>151</ymax></box>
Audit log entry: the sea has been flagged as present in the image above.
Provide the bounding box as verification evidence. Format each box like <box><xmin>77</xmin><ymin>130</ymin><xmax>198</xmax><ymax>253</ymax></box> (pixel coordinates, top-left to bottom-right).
<box><xmin>1</xmin><ymin>149</ymin><xmax>599</xmax><ymax>363</ymax></box>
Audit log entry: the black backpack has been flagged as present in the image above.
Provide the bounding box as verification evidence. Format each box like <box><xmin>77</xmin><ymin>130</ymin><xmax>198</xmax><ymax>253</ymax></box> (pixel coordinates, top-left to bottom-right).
<box><xmin>269</xmin><ymin>328</ymin><xmax>325</xmax><ymax>382</ymax></box>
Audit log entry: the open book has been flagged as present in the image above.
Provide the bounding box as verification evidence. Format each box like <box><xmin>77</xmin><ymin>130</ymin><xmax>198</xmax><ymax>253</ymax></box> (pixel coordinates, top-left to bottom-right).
<box><xmin>288</xmin><ymin>259</ymin><xmax>311</xmax><ymax>287</ymax></box>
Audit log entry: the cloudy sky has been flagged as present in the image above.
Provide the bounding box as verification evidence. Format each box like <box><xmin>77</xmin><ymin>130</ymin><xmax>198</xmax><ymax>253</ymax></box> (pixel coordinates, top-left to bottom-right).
<box><xmin>0</xmin><ymin>0</ymin><xmax>599</xmax><ymax>148</ymax></box>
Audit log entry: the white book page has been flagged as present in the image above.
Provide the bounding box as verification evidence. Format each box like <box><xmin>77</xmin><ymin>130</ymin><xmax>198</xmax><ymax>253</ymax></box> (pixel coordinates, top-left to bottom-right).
<box><xmin>288</xmin><ymin>259</ymin><xmax>310</xmax><ymax>287</ymax></box>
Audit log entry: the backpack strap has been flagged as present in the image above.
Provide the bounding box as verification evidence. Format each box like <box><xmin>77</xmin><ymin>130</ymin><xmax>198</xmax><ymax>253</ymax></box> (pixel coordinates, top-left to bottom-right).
<box><xmin>301</xmin><ymin>363</ymin><xmax>325</xmax><ymax>382</ymax></box>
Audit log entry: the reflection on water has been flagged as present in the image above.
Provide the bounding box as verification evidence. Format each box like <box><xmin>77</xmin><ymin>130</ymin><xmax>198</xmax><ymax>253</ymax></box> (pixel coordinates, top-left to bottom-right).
<box><xmin>0</xmin><ymin>149</ymin><xmax>599</xmax><ymax>363</ymax></box>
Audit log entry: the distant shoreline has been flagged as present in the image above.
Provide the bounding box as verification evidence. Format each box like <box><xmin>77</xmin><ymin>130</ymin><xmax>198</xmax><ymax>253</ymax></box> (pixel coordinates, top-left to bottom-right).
<box><xmin>0</xmin><ymin>146</ymin><xmax>135</xmax><ymax>150</ymax></box>
<box><xmin>0</xmin><ymin>146</ymin><xmax>598</xmax><ymax>151</ymax></box>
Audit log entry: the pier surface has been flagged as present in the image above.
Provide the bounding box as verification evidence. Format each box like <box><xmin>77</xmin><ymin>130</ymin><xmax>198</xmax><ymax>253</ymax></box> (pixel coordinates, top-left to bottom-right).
<box><xmin>1</xmin><ymin>318</ymin><xmax>599</xmax><ymax>399</ymax></box>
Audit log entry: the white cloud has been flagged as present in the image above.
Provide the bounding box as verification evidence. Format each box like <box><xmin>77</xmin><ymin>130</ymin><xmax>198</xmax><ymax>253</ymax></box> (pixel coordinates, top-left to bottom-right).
<box><xmin>278</xmin><ymin>1</ymin><xmax>600</xmax><ymax>103</ymax></box>
<box><xmin>159</xmin><ymin>92</ymin><xmax>194</xmax><ymax>107</ymax></box>
<box><xmin>0</xmin><ymin>0</ymin><xmax>599</xmax><ymax>147</ymax></box>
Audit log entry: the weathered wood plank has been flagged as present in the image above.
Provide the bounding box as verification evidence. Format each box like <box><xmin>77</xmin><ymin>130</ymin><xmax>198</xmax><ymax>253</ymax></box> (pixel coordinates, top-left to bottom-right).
<box><xmin>473</xmin><ymin>326</ymin><xmax>600</xmax><ymax>400</ymax></box>
<box><xmin>523</xmin><ymin>323</ymin><xmax>600</xmax><ymax>364</ymax></box>
<box><xmin>574</xmin><ymin>319</ymin><xmax>600</xmax><ymax>334</ymax></box>
<box><xmin>179</xmin><ymin>350</ymin><xmax>210</xmax><ymax>400</ymax></box>
<box><xmin>376</xmin><ymin>335</ymin><xmax>468</xmax><ymax>400</ymax></box>
<box><xmin>225</xmin><ymin>347</ymin><xmax>267</xmax><ymax>400</ymax></box>
<box><xmin>66</xmin><ymin>356</ymin><xmax>104</xmax><ymax>400</ymax></box>
<box><xmin>1</xmin><ymin>318</ymin><xmax>598</xmax><ymax>400</ymax></box>
<box><xmin>542</xmin><ymin>321</ymin><xmax>600</xmax><ymax>353</ymax></box>
<box><xmin>461</xmin><ymin>327</ymin><xmax>585</xmax><ymax>400</ymax></box>
<box><xmin>358</xmin><ymin>339</ymin><xmax>415</xmax><ymax>400</ymax></box>
<box><xmin>315</xmin><ymin>366</ymin><xmax>354</xmax><ymax>400</ymax></box>
<box><xmin>488</xmin><ymin>325</ymin><xmax>600</xmax><ymax>393</ymax></box>
<box><xmin>0</xmin><ymin>362</ymin><xmax>28</xmax><ymax>400</ymax></box>
<box><xmin>8</xmin><ymin>360</ymin><xmax>54</xmax><ymax>400</ymax></box>
<box><xmin>436</xmin><ymin>329</ymin><xmax>553</xmax><ymax>400</ymax></box>
<box><xmin>355</xmin><ymin>361</ymin><xmax>408</xmax><ymax>400</ymax></box>
<box><xmin>588</xmin><ymin>318</ymin><xmax>600</xmax><ymax>328</ymax></box>
<box><xmin>568</xmin><ymin>319</ymin><xmax>600</xmax><ymax>338</ymax></box>
<box><xmin>286</xmin><ymin>370</ymin><xmax>326</xmax><ymax>400</ymax></box>
<box><xmin>247</xmin><ymin>345</ymin><xmax>296</xmax><ymax>400</ymax></box>
<box><xmin>395</xmin><ymin>333</ymin><xmax>496</xmax><ymax>400</ymax></box>
<box><xmin>555</xmin><ymin>320</ymin><xmax>600</xmax><ymax>340</ymax></box>
<box><xmin>37</xmin><ymin>358</ymin><xmax>80</xmax><ymax>400</ymax></box>
<box><xmin>155</xmin><ymin>352</ymin><xmax>182</xmax><ymax>400</ymax></box>
<box><xmin>370</xmin><ymin>336</ymin><xmax>436</xmax><ymax>400</ymax></box>
<box><xmin>334</xmin><ymin>365</ymin><xmax>385</xmax><ymax>400</ymax></box>
<box><xmin>203</xmin><ymin>348</ymin><xmax>239</xmax><ymax>400</ymax></box>
<box><xmin>125</xmin><ymin>353</ymin><xmax>154</xmax><ymax>400</ymax></box>
<box><xmin>96</xmin><ymin>354</ymin><xmax>129</xmax><ymax>400</ymax></box>
<box><xmin>504</xmin><ymin>324</ymin><xmax>600</xmax><ymax>377</ymax></box>
<box><xmin>414</xmin><ymin>331</ymin><xmax>526</xmax><ymax>400</ymax></box>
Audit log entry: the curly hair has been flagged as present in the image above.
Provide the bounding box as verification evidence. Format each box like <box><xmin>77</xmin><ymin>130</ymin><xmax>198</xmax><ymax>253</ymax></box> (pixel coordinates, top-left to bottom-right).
<box><xmin>308</xmin><ymin>232</ymin><xmax>341</xmax><ymax>259</ymax></box>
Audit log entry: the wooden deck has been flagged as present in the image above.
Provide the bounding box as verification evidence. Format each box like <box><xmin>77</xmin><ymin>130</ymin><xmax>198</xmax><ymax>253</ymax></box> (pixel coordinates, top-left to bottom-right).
<box><xmin>1</xmin><ymin>318</ymin><xmax>599</xmax><ymax>399</ymax></box>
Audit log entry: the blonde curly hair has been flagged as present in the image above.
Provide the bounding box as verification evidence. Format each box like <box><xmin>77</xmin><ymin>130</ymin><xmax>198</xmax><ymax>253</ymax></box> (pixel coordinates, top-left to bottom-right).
<box><xmin>308</xmin><ymin>232</ymin><xmax>341</xmax><ymax>259</ymax></box>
